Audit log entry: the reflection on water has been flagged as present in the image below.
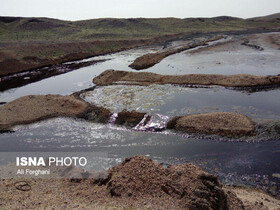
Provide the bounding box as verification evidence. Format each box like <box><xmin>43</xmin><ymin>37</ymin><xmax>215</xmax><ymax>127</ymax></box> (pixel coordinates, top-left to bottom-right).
<box><xmin>0</xmin><ymin>117</ymin><xmax>279</xmax><ymax>198</ymax></box>
<box><xmin>2</xmin><ymin>33</ymin><xmax>280</xmax><ymax>102</ymax></box>
<box><xmin>0</xmin><ymin>46</ymin><xmax>161</xmax><ymax>102</ymax></box>
<box><xmin>1</xmin><ymin>34</ymin><xmax>280</xmax><ymax>198</ymax></box>
<box><xmin>83</xmin><ymin>85</ymin><xmax>280</xmax><ymax>120</ymax></box>
<box><xmin>151</xmin><ymin>46</ymin><xmax>280</xmax><ymax>76</ymax></box>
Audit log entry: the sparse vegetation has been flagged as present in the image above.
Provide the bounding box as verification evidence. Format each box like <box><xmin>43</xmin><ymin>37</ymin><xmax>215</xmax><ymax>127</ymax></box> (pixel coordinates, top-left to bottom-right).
<box><xmin>0</xmin><ymin>14</ymin><xmax>279</xmax><ymax>76</ymax></box>
<box><xmin>0</xmin><ymin>15</ymin><xmax>280</xmax><ymax>42</ymax></box>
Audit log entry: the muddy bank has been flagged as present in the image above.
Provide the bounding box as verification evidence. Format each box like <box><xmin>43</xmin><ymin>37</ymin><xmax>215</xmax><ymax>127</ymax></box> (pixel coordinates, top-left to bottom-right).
<box><xmin>241</xmin><ymin>39</ymin><xmax>264</xmax><ymax>51</ymax></box>
<box><xmin>129</xmin><ymin>35</ymin><xmax>224</xmax><ymax>70</ymax></box>
<box><xmin>92</xmin><ymin>70</ymin><xmax>280</xmax><ymax>88</ymax></box>
<box><xmin>167</xmin><ymin>112</ymin><xmax>255</xmax><ymax>137</ymax></box>
<box><xmin>115</xmin><ymin>110</ymin><xmax>150</xmax><ymax>128</ymax></box>
<box><xmin>0</xmin><ymin>59</ymin><xmax>107</xmax><ymax>92</ymax></box>
<box><xmin>1</xmin><ymin>155</ymin><xmax>279</xmax><ymax>209</ymax></box>
<box><xmin>0</xmin><ymin>95</ymin><xmax>88</xmax><ymax>130</ymax></box>
<box><xmin>0</xmin><ymin>94</ymin><xmax>149</xmax><ymax>131</ymax></box>
<box><xmin>0</xmin><ymin>33</ymin><xmax>186</xmax><ymax>77</ymax></box>
<box><xmin>0</xmin><ymin>94</ymin><xmax>116</xmax><ymax>130</ymax></box>
<box><xmin>2</xmin><ymin>93</ymin><xmax>279</xmax><ymax>140</ymax></box>
<box><xmin>129</xmin><ymin>40</ymin><xmax>208</xmax><ymax>70</ymax></box>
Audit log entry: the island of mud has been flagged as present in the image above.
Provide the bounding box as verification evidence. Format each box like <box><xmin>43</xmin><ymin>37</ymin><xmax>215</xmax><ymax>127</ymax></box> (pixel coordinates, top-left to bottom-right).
<box><xmin>93</xmin><ymin>69</ymin><xmax>280</xmax><ymax>89</ymax></box>
<box><xmin>167</xmin><ymin>112</ymin><xmax>255</xmax><ymax>137</ymax></box>
<box><xmin>0</xmin><ymin>94</ymin><xmax>151</xmax><ymax>131</ymax></box>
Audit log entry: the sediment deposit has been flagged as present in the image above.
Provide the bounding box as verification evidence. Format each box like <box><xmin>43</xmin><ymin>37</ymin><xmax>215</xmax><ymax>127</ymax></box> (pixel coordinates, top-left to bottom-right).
<box><xmin>167</xmin><ymin>112</ymin><xmax>255</xmax><ymax>137</ymax></box>
<box><xmin>1</xmin><ymin>155</ymin><xmax>279</xmax><ymax>209</ymax></box>
<box><xmin>92</xmin><ymin>69</ymin><xmax>280</xmax><ymax>88</ymax></box>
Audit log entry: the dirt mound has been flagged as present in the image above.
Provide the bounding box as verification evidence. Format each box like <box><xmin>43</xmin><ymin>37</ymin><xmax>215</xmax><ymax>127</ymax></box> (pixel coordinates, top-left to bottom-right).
<box><xmin>0</xmin><ymin>95</ymin><xmax>88</xmax><ymax>130</ymax></box>
<box><xmin>114</xmin><ymin>110</ymin><xmax>150</xmax><ymax>127</ymax></box>
<box><xmin>93</xmin><ymin>69</ymin><xmax>280</xmax><ymax>88</ymax></box>
<box><xmin>94</xmin><ymin>155</ymin><xmax>243</xmax><ymax>209</ymax></box>
<box><xmin>129</xmin><ymin>52</ymin><xmax>167</xmax><ymax>70</ymax></box>
<box><xmin>1</xmin><ymin>155</ymin><xmax>279</xmax><ymax>209</ymax></box>
<box><xmin>0</xmin><ymin>94</ymin><xmax>116</xmax><ymax>130</ymax></box>
<box><xmin>167</xmin><ymin>112</ymin><xmax>255</xmax><ymax>137</ymax></box>
<box><xmin>82</xmin><ymin>104</ymin><xmax>112</xmax><ymax>123</ymax></box>
<box><xmin>0</xmin><ymin>94</ymin><xmax>154</xmax><ymax>131</ymax></box>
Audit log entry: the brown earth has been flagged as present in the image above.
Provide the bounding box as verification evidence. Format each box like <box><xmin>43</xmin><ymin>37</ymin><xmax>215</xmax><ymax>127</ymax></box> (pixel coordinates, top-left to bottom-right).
<box><xmin>0</xmin><ymin>59</ymin><xmax>107</xmax><ymax>92</ymax></box>
<box><xmin>115</xmin><ymin>110</ymin><xmax>150</xmax><ymax>128</ymax></box>
<box><xmin>128</xmin><ymin>40</ymin><xmax>208</xmax><ymax>70</ymax></box>
<box><xmin>129</xmin><ymin>35</ymin><xmax>224</xmax><ymax>70</ymax></box>
<box><xmin>1</xmin><ymin>155</ymin><xmax>279</xmax><ymax>209</ymax></box>
<box><xmin>0</xmin><ymin>94</ymin><xmax>150</xmax><ymax>131</ymax></box>
<box><xmin>225</xmin><ymin>186</ymin><xmax>280</xmax><ymax>210</ymax></box>
<box><xmin>0</xmin><ymin>33</ymin><xmax>186</xmax><ymax>77</ymax></box>
<box><xmin>263</xmin><ymin>33</ymin><xmax>280</xmax><ymax>49</ymax></box>
<box><xmin>167</xmin><ymin>112</ymin><xmax>255</xmax><ymax>137</ymax></box>
<box><xmin>0</xmin><ymin>94</ymin><xmax>115</xmax><ymax>131</ymax></box>
<box><xmin>0</xmin><ymin>95</ymin><xmax>88</xmax><ymax>130</ymax></box>
<box><xmin>92</xmin><ymin>69</ymin><xmax>280</xmax><ymax>88</ymax></box>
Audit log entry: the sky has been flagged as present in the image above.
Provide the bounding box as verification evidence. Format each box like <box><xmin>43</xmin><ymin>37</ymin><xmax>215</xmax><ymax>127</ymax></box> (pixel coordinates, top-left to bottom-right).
<box><xmin>0</xmin><ymin>0</ymin><xmax>280</xmax><ymax>21</ymax></box>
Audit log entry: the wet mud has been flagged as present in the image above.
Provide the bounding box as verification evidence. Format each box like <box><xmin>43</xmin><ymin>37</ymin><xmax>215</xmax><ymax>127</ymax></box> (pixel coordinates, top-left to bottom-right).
<box><xmin>241</xmin><ymin>39</ymin><xmax>264</xmax><ymax>51</ymax></box>
<box><xmin>92</xmin><ymin>69</ymin><xmax>280</xmax><ymax>89</ymax></box>
<box><xmin>0</xmin><ymin>59</ymin><xmax>107</xmax><ymax>91</ymax></box>
<box><xmin>167</xmin><ymin>112</ymin><xmax>255</xmax><ymax>137</ymax></box>
<box><xmin>115</xmin><ymin>110</ymin><xmax>150</xmax><ymax>128</ymax></box>
<box><xmin>0</xmin><ymin>94</ymin><xmax>149</xmax><ymax>132</ymax></box>
<box><xmin>0</xmin><ymin>95</ymin><xmax>89</xmax><ymax>130</ymax></box>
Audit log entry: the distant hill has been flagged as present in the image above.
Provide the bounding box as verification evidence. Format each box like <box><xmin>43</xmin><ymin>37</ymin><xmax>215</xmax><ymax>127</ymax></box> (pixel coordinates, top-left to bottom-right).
<box><xmin>0</xmin><ymin>14</ymin><xmax>279</xmax><ymax>42</ymax></box>
<box><xmin>249</xmin><ymin>13</ymin><xmax>280</xmax><ymax>21</ymax></box>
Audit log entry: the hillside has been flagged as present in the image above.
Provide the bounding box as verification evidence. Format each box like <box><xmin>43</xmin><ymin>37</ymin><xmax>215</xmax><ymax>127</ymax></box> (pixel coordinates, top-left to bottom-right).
<box><xmin>0</xmin><ymin>15</ymin><xmax>280</xmax><ymax>42</ymax></box>
<box><xmin>0</xmin><ymin>14</ymin><xmax>280</xmax><ymax>77</ymax></box>
<box><xmin>250</xmin><ymin>12</ymin><xmax>280</xmax><ymax>21</ymax></box>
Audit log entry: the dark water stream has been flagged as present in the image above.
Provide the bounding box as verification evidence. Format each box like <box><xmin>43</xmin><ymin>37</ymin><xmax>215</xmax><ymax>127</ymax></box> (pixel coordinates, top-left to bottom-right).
<box><xmin>0</xmin><ymin>118</ymin><xmax>279</xmax><ymax>197</ymax></box>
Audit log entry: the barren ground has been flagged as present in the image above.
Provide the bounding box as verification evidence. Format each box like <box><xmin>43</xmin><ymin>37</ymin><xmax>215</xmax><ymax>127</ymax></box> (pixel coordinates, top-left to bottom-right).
<box><xmin>0</xmin><ymin>156</ymin><xmax>279</xmax><ymax>209</ymax></box>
